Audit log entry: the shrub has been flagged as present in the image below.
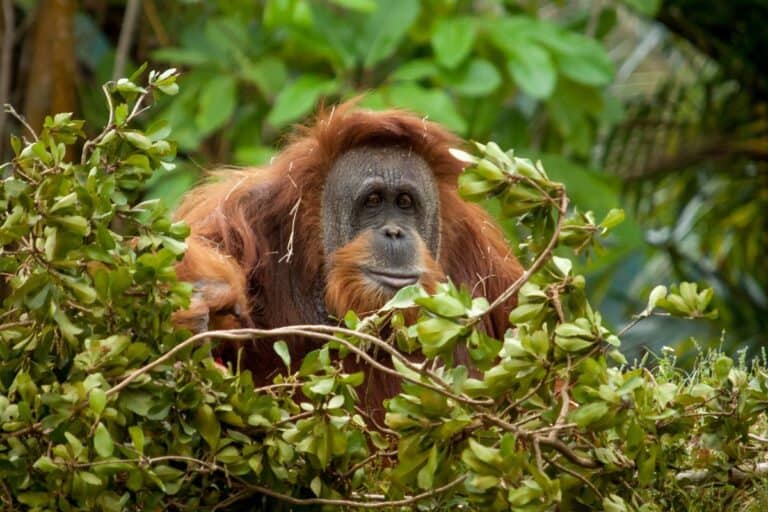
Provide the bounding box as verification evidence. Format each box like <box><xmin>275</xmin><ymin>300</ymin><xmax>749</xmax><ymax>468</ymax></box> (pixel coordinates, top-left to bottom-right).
<box><xmin>1</xmin><ymin>70</ymin><xmax>766</xmax><ymax>511</ymax></box>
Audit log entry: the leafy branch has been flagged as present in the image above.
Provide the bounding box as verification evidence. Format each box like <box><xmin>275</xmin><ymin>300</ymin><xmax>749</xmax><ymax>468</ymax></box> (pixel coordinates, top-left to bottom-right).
<box><xmin>1</xmin><ymin>69</ymin><xmax>760</xmax><ymax>512</ymax></box>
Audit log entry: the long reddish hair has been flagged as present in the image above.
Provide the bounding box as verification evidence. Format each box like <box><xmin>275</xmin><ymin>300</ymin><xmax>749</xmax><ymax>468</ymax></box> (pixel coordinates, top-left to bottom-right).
<box><xmin>175</xmin><ymin>101</ymin><xmax>522</xmax><ymax>385</ymax></box>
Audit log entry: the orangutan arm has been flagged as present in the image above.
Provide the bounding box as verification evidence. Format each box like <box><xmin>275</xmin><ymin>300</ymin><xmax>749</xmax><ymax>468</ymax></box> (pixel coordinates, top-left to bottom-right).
<box><xmin>172</xmin><ymin>234</ymin><xmax>252</xmax><ymax>332</ymax></box>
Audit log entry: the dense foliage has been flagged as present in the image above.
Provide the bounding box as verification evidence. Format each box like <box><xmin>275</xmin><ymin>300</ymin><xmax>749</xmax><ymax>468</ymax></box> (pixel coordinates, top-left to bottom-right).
<box><xmin>7</xmin><ymin>0</ymin><xmax>766</xmax><ymax>353</ymax></box>
<box><xmin>2</xmin><ymin>71</ymin><xmax>768</xmax><ymax>511</ymax></box>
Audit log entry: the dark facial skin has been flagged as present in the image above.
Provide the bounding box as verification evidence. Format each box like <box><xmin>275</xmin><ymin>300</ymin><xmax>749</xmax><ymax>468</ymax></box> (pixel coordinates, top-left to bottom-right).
<box><xmin>321</xmin><ymin>146</ymin><xmax>441</xmax><ymax>291</ymax></box>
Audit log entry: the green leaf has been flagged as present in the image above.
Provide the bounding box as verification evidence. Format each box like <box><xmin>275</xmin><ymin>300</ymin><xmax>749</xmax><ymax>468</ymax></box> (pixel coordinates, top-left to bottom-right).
<box><xmin>548</xmin><ymin>34</ymin><xmax>613</xmax><ymax>87</ymax></box>
<box><xmin>359</xmin><ymin>0</ymin><xmax>420</xmax><ymax>68</ymax></box>
<box><xmin>241</xmin><ymin>57</ymin><xmax>287</xmax><ymax>98</ymax></box>
<box><xmin>416</xmin><ymin>317</ymin><xmax>463</xmax><ymax>356</ymax></box>
<box><xmin>17</xmin><ymin>492</ymin><xmax>51</xmax><ymax>506</ymax></box>
<box><xmin>391</xmin><ymin>59</ymin><xmax>438</xmax><ymax>81</ymax></box>
<box><xmin>129</xmin><ymin>426</ymin><xmax>145</xmax><ymax>455</ymax></box>
<box><xmin>63</xmin><ymin>277</ymin><xmax>98</xmax><ymax>304</ymax></box>
<box><xmin>382</xmin><ymin>284</ymin><xmax>427</xmax><ymax>311</ymax></box>
<box><xmin>646</xmin><ymin>285</ymin><xmax>667</xmax><ymax>312</ymax></box>
<box><xmin>555</xmin><ymin>322</ymin><xmax>592</xmax><ymax>339</ymax></box>
<box><xmin>196</xmin><ymin>75</ymin><xmax>237</xmax><ymax>134</ymax></box>
<box><xmin>65</xmin><ymin>432</ymin><xmax>85</xmax><ymax>458</ymax></box>
<box><xmin>267</xmin><ymin>75</ymin><xmax>338</xmax><ymax>127</ymax></box>
<box><xmin>458</xmin><ymin>171</ymin><xmax>499</xmax><ymax>199</ymax></box>
<box><xmin>311</xmin><ymin>475</ymin><xmax>323</xmax><ymax>496</ymax></box>
<box><xmin>121</xmin><ymin>130</ymin><xmax>153</xmax><ymax>150</ymax></box>
<box><xmin>603</xmin><ymin>493</ymin><xmax>630</xmax><ymax>512</ymax></box>
<box><xmin>448</xmin><ymin>59</ymin><xmax>502</xmax><ymax>97</ymax></box>
<box><xmin>248</xmin><ymin>454</ymin><xmax>263</xmax><ymax>475</ymax></box>
<box><xmin>568</xmin><ymin>401</ymin><xmax>609</xmax><ymax>428</ymax></box>
<box><xmin>114</xmin><ymin>78</ymin><xmax>147</xmax><ymax>94</ymax></box>
<box><xmin>309</xmin><ymin>377</ymin><xmax>335</xmax><ymax>395</ymax></box>
<box><xmin>467</xmin><ymin>438</ymin><xmax>502</xmax><ymax>466</ymax></box>
<box><xmin>89</xmin><ymin>388</ymin><xmax>107</xmax><ymax>415</ymax></box>
<box><xmin>195</xmin><ymin>404</ymin><xmax>221</xmax><ymax>451</ymax></box>
<box><xmin>33</xmin><ymin>456</ymin><xmax>60</xmax><ymax>473</ymax></box>
<box><xmin>53</xmin><ymin>308</ymin><xmax>83</xmax><ymax>342</ymax></box>
<box><xmin>552</xmin><ymin>255</ymin><xmax>573</xmax><ymax>277</ymax></box>
<box><xmin>417</xmin><ymin>445</ymin><xmax>439</xmax><ymax>489</ymax></box>
<box><xmin>52</xmin><ymin>215</ymin><xmax>90</xmax><ymax>236</ymax></box>
<box><xmin>505</xmin><ymin>38</ymin><xmax>556</xmax><ymax>99</ymax></box>
<box><xmin>714</xmin><ymin>355</ymin><xmax>734</xmax><ymax>381</ymax></box>
<box><xmin>216</xmin><ymin>446</ymin><xmax>240</xmax><ymax>464</ymax></box>
<box><xmin>327</xmin><ymin>394</ymin><xmax>346</xmax><ymax>409</ymax></box>
<box><xmin>300</xmin><ymin>347</ymin><xmax>331</xmax><ymax>375</ymax></box>
<box><xmin>94</xmin><ymin>422</ymin><xmax>114</xmax><ymax>457</ymax></box>
<box><xmin>415</xmin><ymin>294</ymin><xmax>467</xmax><ymax>318</ymax></box>
<box><xmin>273</xmin><ymin>340</ymin><xmax>291</xmax><ymax>369</ymax></box>
<box><xmin>554</xmin><ymin>335</ymin><xmax>593</xmax><ymax>352</ymax></box>
<box><xmin>600</xmin><ymin>208</ymin><xmax>625</xmax><ymax>229</ymax></box>
<box><xmin>49</xmin><ymin>192</ymin><xmax>78</xmax><ymax>213</ymax></box>
<box><xmin>508</xmin><ymin>303</ymin><xmax>545</xmax><ymax>324</ymax></box>
<box><xmin>431</xmin><ymin>17</ymin><xmax>476</xmax><ymax>69</ymax></box>
<box><xmin>78</xmin><ymin>471</ymin><xmax>103</xmax><ymax>486</ymax></box>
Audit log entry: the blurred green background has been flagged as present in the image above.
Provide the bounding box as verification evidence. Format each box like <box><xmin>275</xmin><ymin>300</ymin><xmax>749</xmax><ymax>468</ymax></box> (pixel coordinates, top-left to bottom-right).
<box><xmin>1</xmin><ymin>0</ymin><xmax>766</xmax><ymax>358</ymax></box>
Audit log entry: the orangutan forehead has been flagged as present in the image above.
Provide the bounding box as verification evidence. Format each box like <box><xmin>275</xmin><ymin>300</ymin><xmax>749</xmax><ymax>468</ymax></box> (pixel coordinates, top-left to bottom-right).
<box><xmin>326</xmin><ymin>146</ymin><xmax>436</xmax><ymax>191</ymax></box>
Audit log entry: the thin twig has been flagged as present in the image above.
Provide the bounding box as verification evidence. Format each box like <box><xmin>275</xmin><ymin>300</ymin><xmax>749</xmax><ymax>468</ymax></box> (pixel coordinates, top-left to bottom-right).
<box><xmin>548</xmin><ymin>284</ymin><xmax>566</xmax><ymax>324</ymax></box>
<box><xmin>550</xmin><ymin>357</ymin><xmax>572</xmax><ymax>441</ymax></box>
<box><xmin>544</xmin><ymin>454</ymin><xmax>602</xmax><ymax>498</ymax></box>
<box><xmin>4</xmin><ymin>104</ymin><xmax>36</xmax><ymax>141</ymax></box>
<box><xmin>239</xmin><ymin>473</ymin><xmax>467</xmax><ymax>508</ymax></box>
<box><xmin>287</xmin><ymin>324</ymin><xmax>461</xmax><ymax>397</ymax></box>
<box><xmin>342</xmin><ymin>450</ymin><xmax>397</xmax><ymax>478</ymax></box>
<box><xmin>0</xmin><ymin>476</ymin><xmax>15</xmax><ymax>512</ymax></box>
<box><xmin>112</xmin><ymin>0</ymin><xmax>141</xmax><ymax>80</ymax></box>
<box><xmin>92</xmin><ymin>452</ymin><xmax>467</xmax><ymax>509</ymax></box>
<box><xmin>271</xmin><ymin>410</ymin><xmax>314</xmax><ymax>428</ymax></box>
<box><xmin>211</xmin><ymin>489</ymin><xmax>251</xmax><ymax>511</ymax></box>
<box><xmin>355</xmin><ymin>406</ymin><xmax>398</xmax><ymax>436</ymax></box>
<box><xmin>106</xmin><ymin>326</ymin><xmax>489</xmax><ymax>408</ymax></box>
<box><xmin>480</xmin><ymin>413</ymin><xmax>599</xmax><ymax>469</ymax></box>
<box><xmin>618</xmin><ymin>310</ymin><xmax>673</xmax><ymax>337</ymax></box>
<box><xmin>748</xmin><ymin>433</ymin><xmax>768</xmax><ymax>443</ymax></box>
<box><xmin>80</xmin><ymin>83</ymin><xmax>114</xmax><ymax>164</ymax></box>
<box><xmin>253</xmin><ymin>382</ymin><xmax>302</xmax><ymax>393</ymax></box>
<box><xmin>538</xmin><ymin>437</ymin><xmax>599</xmax><ymax>469</ymax></box>
<box><xmin>533</xmin><ymin>438</ymin><xmax>544</xmax><ymax>472</ymax></box>
<box><xmin>471</xmin><ymin>190</ymin><xmax>568</xmax><ymax>323</ymax></box>
<box><xmin>499</xmin><ymin>367</ymin><xmax>550</xmax><ymax>417</ymax></box>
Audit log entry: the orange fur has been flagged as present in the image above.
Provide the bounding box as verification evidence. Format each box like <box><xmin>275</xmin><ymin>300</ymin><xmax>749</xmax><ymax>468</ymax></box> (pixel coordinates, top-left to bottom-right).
<box><xmin>324</xmin><ymin>229</ymin><xmax>444</xmax><ymax>318</ymax></box>
<box><xmin>173</xmin><ymin>100</ymin><xmax>524</xmax><ymax>397</ymax></box>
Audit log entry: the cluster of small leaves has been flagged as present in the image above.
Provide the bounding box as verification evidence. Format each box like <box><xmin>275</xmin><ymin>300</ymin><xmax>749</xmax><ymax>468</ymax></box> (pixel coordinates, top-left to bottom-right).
<box><xmin>0</xmin><ymin>69</ymin><xmax>265</xmax><ymax>510</ymax></box>
<box><xmin>456</xmin><ymin>142</ymin><xmax>624</xmax><ymax>256</ymax></box>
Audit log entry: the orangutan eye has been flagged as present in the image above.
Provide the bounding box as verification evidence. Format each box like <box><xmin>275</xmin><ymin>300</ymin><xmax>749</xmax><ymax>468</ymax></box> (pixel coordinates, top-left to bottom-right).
<box><xmin>396</xmin><ymin>193</ymin><xmax>413</xmax><ymax>210</ymax></box>
<box><xmin>364</xmin><ymin>192</ymin><xmax>382</xmax><ymax>208</ymax></box>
